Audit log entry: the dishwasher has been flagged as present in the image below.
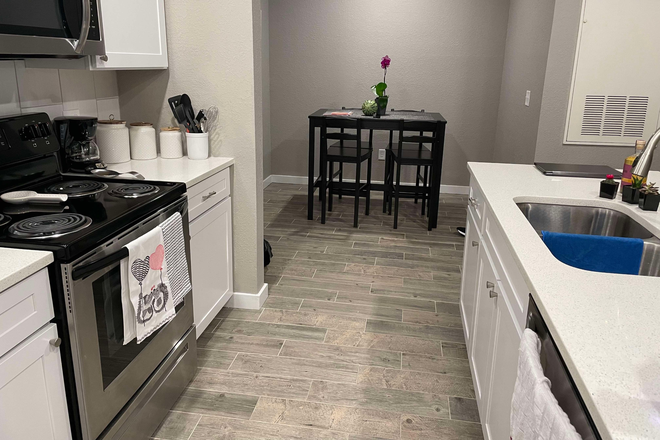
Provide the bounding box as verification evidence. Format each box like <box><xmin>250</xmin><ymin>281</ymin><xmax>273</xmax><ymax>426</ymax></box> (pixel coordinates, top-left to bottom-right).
<box><xmin>526</xmin><ymin>295</ymin><xmax>601</xmax><ymax>440</ymax></box>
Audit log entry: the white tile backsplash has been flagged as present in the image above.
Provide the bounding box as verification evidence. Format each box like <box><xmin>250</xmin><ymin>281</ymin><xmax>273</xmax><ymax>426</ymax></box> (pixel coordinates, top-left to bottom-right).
<box><xmin>93</xmin><ymin>71</ymin><xmax>119</xmax><ymax>99</ymax></box>
<box><xmin>22</xmin><ymin>104</ymin><xmax>64</xmax><ymax>120</ymax></box>
<box><xmin>0</xmin><ymin>61</ymin><xmax>119</xmax><ymax>121</ymax></box>
<box><xmin>96</xmin><ymin>97</ymin><xmax>121</xmax><ymax>121</ymax></box>
<box><xmin>15</xmin><ymin>60</ymin><xmax>62</xmax><ymax>108</ymax></box>
<box><xmin>0</xmin><ymin>61</ymin><xmax>20</xmax><ymax>117</ymax></box>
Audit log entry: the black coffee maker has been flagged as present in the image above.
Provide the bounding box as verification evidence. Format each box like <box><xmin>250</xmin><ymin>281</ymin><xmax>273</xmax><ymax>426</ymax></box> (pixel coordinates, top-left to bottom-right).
<box><xmin>54</xmin><ymin>116</ymin><xmax>107</xmax><ymax>173</ymax></box>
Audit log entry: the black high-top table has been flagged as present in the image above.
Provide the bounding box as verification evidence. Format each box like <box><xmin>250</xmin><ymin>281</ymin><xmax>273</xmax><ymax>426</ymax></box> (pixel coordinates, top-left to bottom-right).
<box><xmin>307</xmin><ymin>108</ymin><xmax>447</xmax><ymax>228</ymax></box>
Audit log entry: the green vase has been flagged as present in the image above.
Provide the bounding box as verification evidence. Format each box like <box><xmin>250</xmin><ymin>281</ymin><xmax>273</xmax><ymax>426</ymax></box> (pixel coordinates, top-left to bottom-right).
<box><xmin>375</xmin><ymin>96</ymin><xmax>388</xmax><ymax>116</ymax></box>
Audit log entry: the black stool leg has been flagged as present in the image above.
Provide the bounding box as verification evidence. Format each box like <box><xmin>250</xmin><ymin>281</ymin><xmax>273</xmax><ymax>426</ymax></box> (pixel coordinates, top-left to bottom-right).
<box><xmin>414</xmin><ymin>165</ymin><xmax>420</xmax><ymax>204</ymax></box>
<box><xmin>365</xmin><ymin>154</ymin><xmax>372</xmax><ymax>216</ymax></box>
<box><xmin>388</xmin><ymin>156</ymin><xmax>394</xmax><ymax>216</ymax></box>
<box><xmin>354</xmin><ymin>161</ymin><xmax>361</xmax><ymax>228</ymax></box>
<box><xmin>320</xmin><ymin>158</ymin><xmax>327</xmax><ymax>224</ymax></box>
<box><xmin>421</xmin><ymin>165</ymin><xmax>428</xmax><ymax>215</ymax></box>
<box><xmin>393</xmin><ymin>160</ymin><xmax>402</xmax><ymax>229</ymax></box>
<box><xmin>382</xmin><ymin>152</ymin><xmax>389</xmax><ymax>213</ymax></box>
<box><xmin>328</xmin><ymin>161</ymin><xmax>334</xmax><ymax>212</ymax></box>
<box><xmin>339</xmin><ymin>163</ymin><xmax>343</xmax><ymax>199</ymax></box>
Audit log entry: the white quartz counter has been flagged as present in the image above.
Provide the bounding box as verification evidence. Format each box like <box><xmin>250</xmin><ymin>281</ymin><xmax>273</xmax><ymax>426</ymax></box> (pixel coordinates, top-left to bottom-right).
<box><xmin>0</xmin><ymin>248</ymin><xmax>53</xmax><ymax>292</ymax></box>
<box><xmin>109</xmin><ymin>156</ymin><xmax>234</xmax><ymax>187</ymax></box>
<box><xmin>468</xmin><ymin>162</ymin><xmax>660</xmax><ymax>440</ymax></box>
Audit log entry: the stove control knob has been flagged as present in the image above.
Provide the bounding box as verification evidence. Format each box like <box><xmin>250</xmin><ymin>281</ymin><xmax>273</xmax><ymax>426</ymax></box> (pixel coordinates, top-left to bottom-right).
<box><xmin>38</xmin><ymin>123</ymin><xmax>50</xmax><ymax>137</ymax></box>
<box><xmin>28</xmin><ymin>125</ymin><xmax>40</xmax><ymax>139</ymax></box>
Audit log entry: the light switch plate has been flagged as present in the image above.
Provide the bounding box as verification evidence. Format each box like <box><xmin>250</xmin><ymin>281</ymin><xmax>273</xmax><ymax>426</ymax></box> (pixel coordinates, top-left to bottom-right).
<box><xmin>525</xmin><ymin>90</ymin><xmax>531</xmax><ymax>107</ymax></box>
<box><xmin>378</xmin><ymin>149</ymin><xmax>386</xmax><ymax>160</ymax></box>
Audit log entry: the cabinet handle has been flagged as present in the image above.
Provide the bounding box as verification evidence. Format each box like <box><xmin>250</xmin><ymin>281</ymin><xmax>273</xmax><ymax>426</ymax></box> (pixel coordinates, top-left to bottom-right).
<box><xmin>202</xmin><ymin>191</ymin><xmax>217</xmax><ymax>201</ymax></box>
<box><xmin>100</xmin><ymin>55</ymin><xmax>109</xmax><ymax>62</ymax></box>
<box><xmin>486</xmin><ymin>281</ymin><xmax>494</xmax><ymax>289</ymax></box>
<box><xmin>468</xmin><ymin>197</ymin><xmax>478</xmax><ymax>207</ymax></box>
<box><xmin>50</xmin><ymin>338</ymin><xmax>62</xmax><ymax>347</ymax></box>
<box><xmin>489</xmin><ymin>290</ymin><xmax>498</xmax><ymax>299</ymax></box>
<box><xmin>471</xmin><ymin>241</ymin><xmax>479</xmax><ymax>247</ymax></box>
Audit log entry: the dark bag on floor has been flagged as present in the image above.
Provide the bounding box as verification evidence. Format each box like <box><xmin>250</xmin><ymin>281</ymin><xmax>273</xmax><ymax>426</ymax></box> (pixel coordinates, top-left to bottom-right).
<box><xmin>264</xmin><ymin>239</ymin><xmax>273</xmax><ymax>267</ymax></box>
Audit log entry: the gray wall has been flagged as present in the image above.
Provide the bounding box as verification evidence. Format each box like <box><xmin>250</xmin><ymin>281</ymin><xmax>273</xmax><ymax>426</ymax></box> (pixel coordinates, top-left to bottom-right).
<box><xmin>492</xmin><ymin>0</ymin><xmax>555</xmax><ymax>164</ymax></box>
<box><xmin>268</xmin><ymin>0</ymin><xmax>511</xmax><ymax>187</ymax></box>
<box><xmin>260</xmin><ymin>0</ymin><xmax>272</xmax><ymax>180</ymax></box>
<box><xmin>117</xmin><ymin>0</ymin><xmax>265</xmax><ymax>295</ymax></box>
<box><xmin>535</xmin><ymin>0</ymin><xmax>660</xmax><ymax>170</ymax></box>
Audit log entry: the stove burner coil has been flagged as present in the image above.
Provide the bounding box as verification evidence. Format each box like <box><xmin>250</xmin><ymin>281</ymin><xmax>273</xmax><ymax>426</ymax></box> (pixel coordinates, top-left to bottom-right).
<box><xmin>8</xmin><ymin>213</ymin><xmax>92</xmax><ymax>239</ymax></box>
<box><xmin>0</xmin><ymin>214</ymin><xmax>11</xmax><ymax>228</ymax></box>
<box><xmin>46</xmin><ymin>180</ymin><xmax>108</xmax><ymax>198</ymax></box>
<box><xmin>109</xmin><ymin>183</ymin><xmax>160</xmax><ymax>199</ymax></box>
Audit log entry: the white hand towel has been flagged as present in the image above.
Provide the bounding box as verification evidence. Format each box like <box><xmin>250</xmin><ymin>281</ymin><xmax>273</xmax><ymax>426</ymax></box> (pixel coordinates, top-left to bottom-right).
<box><xmin>160</xmin><ymin>212</ymin><xmax>191</xmax><ymax>305</ymax></box>
<box><xmin>510</xmin><ymin>329</ymin><xmax>582</xmax><ymax>440</ymax></box>
<box><xmin>121</xmin><ymin>225</ymin><xmax>175</xmax><ymax>344</ymax></box>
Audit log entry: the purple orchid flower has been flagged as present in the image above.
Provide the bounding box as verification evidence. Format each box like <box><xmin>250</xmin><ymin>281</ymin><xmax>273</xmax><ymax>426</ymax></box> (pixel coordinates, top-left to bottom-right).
<box><xmin>381</xmin><ymin>55</ymin><xmax>391</xmax><ymax>70</ymax></box>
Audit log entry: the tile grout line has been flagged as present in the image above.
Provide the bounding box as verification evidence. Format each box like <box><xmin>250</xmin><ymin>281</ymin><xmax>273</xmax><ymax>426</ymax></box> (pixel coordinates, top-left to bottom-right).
<box><xmin>184</xmin><ymin>414</ymin><xmax>202</xmax><ymax>440</ymax></box>
<box><xmin>226</xmin><ymin>352</ymin><xmax>239</xmax><ymax>371</ymax></box>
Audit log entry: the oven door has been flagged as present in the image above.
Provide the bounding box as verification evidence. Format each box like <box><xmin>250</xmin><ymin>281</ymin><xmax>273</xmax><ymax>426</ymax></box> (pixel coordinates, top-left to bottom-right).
<box><xmin>0</xmin><ymin>0</ymin><xmax>104</xmax><ymax>57</ymax></box>
<box><xmin>61</xmin><ymin>195</ymin><xmax>194</xmax><ymax>440</ymax></box>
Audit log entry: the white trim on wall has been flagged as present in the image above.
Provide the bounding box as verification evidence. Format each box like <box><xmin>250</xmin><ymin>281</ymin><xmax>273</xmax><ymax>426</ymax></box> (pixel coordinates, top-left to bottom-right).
<box><xmin>226</xmin><ymin>283</ymin><xmax>268</xmax><ymax>310</ymax></box>
<box><xmin>263</xmin><ymin>175</ymin><xmax>469</xmax><ymax>195</ymax></box>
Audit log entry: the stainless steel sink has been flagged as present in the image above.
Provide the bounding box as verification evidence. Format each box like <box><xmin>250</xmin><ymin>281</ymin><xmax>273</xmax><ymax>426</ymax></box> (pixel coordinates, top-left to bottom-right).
<box><xmin>517</xmin><ymin>202</ymin><xmax>660</xmax><ymax>276</ymax></box>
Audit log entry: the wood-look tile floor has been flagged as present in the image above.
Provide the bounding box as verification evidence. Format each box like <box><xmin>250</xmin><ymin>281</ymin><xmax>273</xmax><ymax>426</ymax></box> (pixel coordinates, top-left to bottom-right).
<box><xmin>153</xmin><ymin>183</ymin><xmax>482</xmax><ymax>440</ymax></box>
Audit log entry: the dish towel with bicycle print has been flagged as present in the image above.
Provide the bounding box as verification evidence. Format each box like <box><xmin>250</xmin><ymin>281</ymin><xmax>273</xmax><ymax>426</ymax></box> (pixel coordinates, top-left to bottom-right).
<box><xmin>121</xmin><ymin>225</ymin><xmax>175</xmax><ymax>344</ymax></box>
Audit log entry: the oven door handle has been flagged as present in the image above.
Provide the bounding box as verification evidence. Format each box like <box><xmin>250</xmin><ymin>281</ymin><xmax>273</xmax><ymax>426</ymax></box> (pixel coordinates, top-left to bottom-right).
<box><xmin>72</xmin><ymin>247</ymin><xmax>128</xmax><ymax>280</ymax></box>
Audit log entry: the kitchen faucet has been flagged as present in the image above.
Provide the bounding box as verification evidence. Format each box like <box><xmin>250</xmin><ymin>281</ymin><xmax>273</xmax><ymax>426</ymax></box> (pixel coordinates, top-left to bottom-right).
<box><xmin>632</xmin><ymin>126</ymin><xmax>660</xmax><ymax>181</ymax></box>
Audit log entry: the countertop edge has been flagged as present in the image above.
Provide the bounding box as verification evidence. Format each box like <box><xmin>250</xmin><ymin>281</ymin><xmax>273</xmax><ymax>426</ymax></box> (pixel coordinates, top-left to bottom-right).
<box><xmin>0</xmin><ymin>249</ymin><xmax>53</xmax><ymax>292</ymax></box>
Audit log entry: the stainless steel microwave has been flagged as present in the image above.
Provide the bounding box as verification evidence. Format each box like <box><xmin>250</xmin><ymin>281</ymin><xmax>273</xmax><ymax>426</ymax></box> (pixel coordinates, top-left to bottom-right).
<box><xmin>0</xmin><ymin>0</ymin><xmax>105</xmax><ymax>58</ymax></box>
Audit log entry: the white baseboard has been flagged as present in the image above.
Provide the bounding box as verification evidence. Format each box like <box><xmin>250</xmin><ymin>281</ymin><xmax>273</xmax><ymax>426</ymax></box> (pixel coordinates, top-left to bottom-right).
<box><xmin>227</xmin><ymin>283</ymin><xmax>268</xmax><ymax>309</ymax></box>
<box><xmin>195</xmin><ymin>289</ymin><xmax>233</xmax><ymax>338</ymax></box>
<box><xmin>265</xmin><ymin>174</ymin><xmax>469</xmax><ymax>195</ymax></box>
<box><xmin>263</xmin><ymin>175</ymin><xmax>273</xmax><ymax>189</ymax></box>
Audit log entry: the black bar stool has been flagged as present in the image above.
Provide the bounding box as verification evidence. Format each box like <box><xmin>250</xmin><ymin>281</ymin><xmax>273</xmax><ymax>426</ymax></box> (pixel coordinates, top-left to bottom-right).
<box><xmin>385</xmin><ymin>119</ymin><xmax>444</xmax><ymax>230</ymax></box>
<box><xmin>320</xmin><ymin>117</ymin><xmax>372</xmax><ymax>227</ymax></box>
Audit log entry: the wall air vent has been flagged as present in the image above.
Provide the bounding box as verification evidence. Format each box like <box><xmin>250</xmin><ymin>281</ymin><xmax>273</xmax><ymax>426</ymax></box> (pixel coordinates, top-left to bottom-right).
<box><xmin>578</xmin><ymin>94</ymin><xmax>649</xmax><ymax>139</ymax></box>
<box><xmin>565</xmin><ymin>1</ymin><xmax>660</xmax><ymax>146</ymax></box>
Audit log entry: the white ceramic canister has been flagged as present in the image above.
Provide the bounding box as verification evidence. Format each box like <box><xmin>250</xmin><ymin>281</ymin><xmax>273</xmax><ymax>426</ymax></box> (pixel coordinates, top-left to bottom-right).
<box><xmin>159</xmin><ymin>127</ymin><xmax>183</xmax><ymax>159</ymax></box>
<box><xmin>129</xmin><ymin>122</ymin><xmax>157</xmax><ymax>160</ymax></box>
<box><xmin>186</xmin><ymin>132</ymin><xmax>209</xmax><ymax>160</ymax></box>
<box><xmin>96</xmin><ymin>118</ymin><xmax>130</xmax><ymax>164</ymax></box>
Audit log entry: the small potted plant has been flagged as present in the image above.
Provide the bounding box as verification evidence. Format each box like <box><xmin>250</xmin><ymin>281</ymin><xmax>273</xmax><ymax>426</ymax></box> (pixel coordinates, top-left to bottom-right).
<box><xmin>638</xmin><ymin>182</ymin><xmax>660</xmax><ymax>211</ymax></box>
<box><xmin>622</xmin><ymin>175</ymin><xmax>643</xmax><ymax>204</ymax></box>
<box><xmin>372</xmin><ymin>55</ymin><xmax>391</xmax><ymax>117</ymax></box>
<box><xmin>599</xmin><ymin>174</ymin><xmax>618</xmax><ymax>199</ymax></box>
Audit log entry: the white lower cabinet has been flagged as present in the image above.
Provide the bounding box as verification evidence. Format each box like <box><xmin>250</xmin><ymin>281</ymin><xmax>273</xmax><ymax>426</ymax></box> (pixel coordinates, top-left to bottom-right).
<box><xmin>460</xmin><ymin>208</ymin><xmax>481</xmax><ymax>349</ymax></box>
<box><xmin>485</xmin><ymin>295</ymin><xmax>521</xmax><ymax>440</ymax></box>
<box><xmin>0</xmin><ymin>323</ymin><xmax>71</xmax><ymax>440</ymax></box>
<box><xmin>190</xmin><ymin>196</ymin><xmax>233</xmax><ymax>336</ymax></box>
<box><xmin>470</xmin><ymin>246</ymin><xmax>498</xmax><ymax>414</ymax></box>
<box><xmin>461</xmin><ymin>180</ymin><xmax>526</xmax><ymax>440</ymax></box>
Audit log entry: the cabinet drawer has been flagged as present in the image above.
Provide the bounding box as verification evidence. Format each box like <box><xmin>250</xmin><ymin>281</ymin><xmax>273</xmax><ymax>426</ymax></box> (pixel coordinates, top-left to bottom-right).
<box><xmin>188</xmin><ymin>168</ymin><xmax>230</xmax><ymax>221</ymax></box>
<box><xmin>484</xmin><ymin>214</ymin><xmax>529</xmax><ymax>329</ymax></box>
<box><xmin>0</xmin><ymin>269</ymin><xmax>53</xmax><ymax>358</ymax></box>
<box><xmin>468</xmin><ymin>179</ymin><xmax>486</xmax><ymax>226</ymax></box>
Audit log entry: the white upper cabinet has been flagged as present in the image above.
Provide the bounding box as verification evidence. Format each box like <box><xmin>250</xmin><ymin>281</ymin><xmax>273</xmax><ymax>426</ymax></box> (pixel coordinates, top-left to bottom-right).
<box><xmin>93</xmin><ymin>0</ymin><xmax>168</xmax><ymax>70</ymax></box>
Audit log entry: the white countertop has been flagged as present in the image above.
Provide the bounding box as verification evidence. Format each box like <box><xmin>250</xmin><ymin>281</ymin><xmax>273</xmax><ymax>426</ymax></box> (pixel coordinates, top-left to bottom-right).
<box><xmin>109</xmin><ymin>156</ymin><xmax>234</xmax><ymax>187</ymax></box>
<box><xmin>469</xmin><ymin>162</ymin><xmax>660</xmax><ymax>440</ymax></box>
<box><xmin>0</xmin><ymin>248</ymin><xmax>53</xmax><ymax>292</ymax></box>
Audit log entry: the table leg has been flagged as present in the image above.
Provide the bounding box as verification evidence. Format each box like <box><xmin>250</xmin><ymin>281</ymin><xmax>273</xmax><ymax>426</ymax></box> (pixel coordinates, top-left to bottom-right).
<box><xmin>430</xmin><ymin>125</ymin><xmax>446</xmax><ymax>230</ymax></box>
<box><xmin>308</xmin><ymin>122</ymin><xmax>315</xmax><ymax>220</ymax></box>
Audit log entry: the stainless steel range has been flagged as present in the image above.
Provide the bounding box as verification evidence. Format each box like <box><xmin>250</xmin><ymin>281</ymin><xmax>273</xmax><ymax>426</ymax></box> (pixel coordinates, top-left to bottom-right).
<box><xmin>0</xmin><ymin>113</ymin><xmax>197</xmax><ymax>440</ymax></box>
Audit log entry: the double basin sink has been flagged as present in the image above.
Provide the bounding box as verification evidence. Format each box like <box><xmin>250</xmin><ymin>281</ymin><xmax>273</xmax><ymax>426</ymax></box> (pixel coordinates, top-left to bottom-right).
<box><xmin>517</xmin><ymin>202</ymin><xmax>660</xmax><ymax>277</ymax></box>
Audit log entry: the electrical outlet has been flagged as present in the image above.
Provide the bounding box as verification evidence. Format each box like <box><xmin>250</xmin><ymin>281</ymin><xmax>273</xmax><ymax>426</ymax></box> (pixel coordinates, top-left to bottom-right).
<box><xmin>378</xmin><ymin>149</ymin><xmax>386</xmax><ymax>160</ymax></box>
<box><xmin>525</xmin><ymin>90</ymin><xmax>531</xmax><ymax>107</ymax></box>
